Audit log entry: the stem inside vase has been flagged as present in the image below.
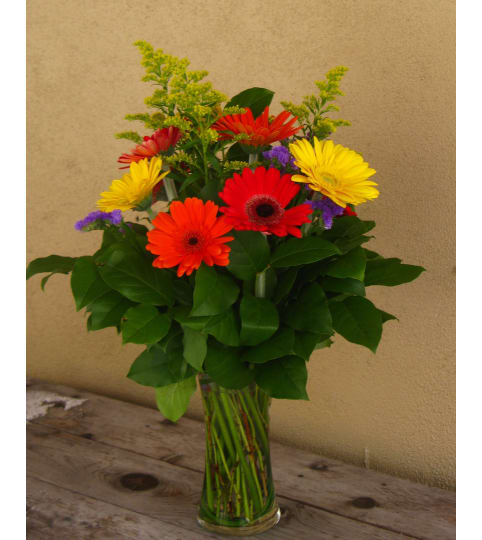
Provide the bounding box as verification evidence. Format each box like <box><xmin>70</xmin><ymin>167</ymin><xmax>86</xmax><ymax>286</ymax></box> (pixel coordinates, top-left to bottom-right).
<box><xmin>197</xmin><ymin>374</ymin><xmax>280</xmax><ymax>534</ymax></box>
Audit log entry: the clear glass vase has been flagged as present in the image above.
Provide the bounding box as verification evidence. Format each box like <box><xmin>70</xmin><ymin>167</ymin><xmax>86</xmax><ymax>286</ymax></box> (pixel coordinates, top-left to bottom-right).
<box><xmin>197</xmin><ymin>374</ymin><xmax>280</xmax><ymax>536</ymax></box>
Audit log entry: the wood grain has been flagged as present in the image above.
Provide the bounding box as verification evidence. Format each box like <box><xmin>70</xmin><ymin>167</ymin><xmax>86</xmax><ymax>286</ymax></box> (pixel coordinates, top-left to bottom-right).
<box><xmin>27</xmin><ymin>477</ymin><xmax>212</xmax><ymax>540</ymax></box>
<box><xmin>27</xmin><ymin>380</ymin><xmax>455</xmax><ymax>539</ymax></box>
<box><xmin>27</xmin><ymin>423</ymin><xmax>414</xmax><ymax>539</ymax></box>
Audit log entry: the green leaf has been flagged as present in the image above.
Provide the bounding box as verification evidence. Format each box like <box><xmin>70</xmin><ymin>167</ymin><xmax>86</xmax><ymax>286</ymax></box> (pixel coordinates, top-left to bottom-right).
<box><xmin>226</xmin><ymin>142</ymin><xmax>248</xmax><ymax>160</ymax></box>
<box><xmin>227</xmin><ymin>230</ymin><xmax>270</xmax><ymax>280</ymax></box>
<box><xmin>364</xmin><ymin>258</ymin><xmax>425</xmax><ymax>287</ymax></box>
<box><xmin>321</xmin><ymin>276</ymin><xmax>366</xmax><ymax>296</ymax></box>
<box><xmin>315</xmin><ymin>338</ymin><xmax>333</xmax><ymax>350</ymax></box>
<box><xmin>284</xmin><ymin>282</ymin><xmax>332</xmax><ymax>334</ymax></box>
<box><xmin>172</xmin><ymin>306</ymin><xmax>210</xmax><ymax>331</ymax></box>
<box><xmin>293</xmin><ymin>331</ymin><xmax>325</xmax><ymax>361</ymax></box>
<box><xmin>40</xmin><ymin>273</ymin><xmax>54</xmax><ymax>291</ymax></box>
<box><xmin>182</xmin><ymin>326</ymin><xmax>207</xmax><ymax>370</ymax></box>
<box><xmin>204</xmin><ymin>308</ymin><xmax>240</xmax><ymax>346</ymax></box>
<box><xmin>172</xmin><ymin>278</ymin><xmax>193</xmax><ymax>306</ymax></box>
<box><xmin>364</xmin><ymin>249</ymin><xmax>381</xmax><ymax>260</ymax></box>
<box><xmin>27</xmin><ymin>255</ymin><xmax>77</xmax><ymax>281</ymax></box>
<box><xmin>272</xmin><ymin>268</ymin><xmax>298</xmax><ymax>303</ymax></box>
<box><xmin>325</xmin><ymin>247</ymin><xmax>366</xmax><ymax>281</ymax></box>
<box><xmin>255</xmin><ymin>356</ymin><xmax>308</xmax><ymax>400</ymax></box>
<box><xmin>173</xmin><ymin>306</ymin><xmax>240</xmax><ymax>346</ymax></box>
<box><xmin>329</xmin><ymin>296</ymin><xmax>383</xmax><ymax>352</ymax></box>
<box><xmin>191</xmin><ymin>265</ymin><xmax>239</xmax><ymax>316</ymax></box>
<box><xmin>71</xmin><ymin>256</ymin><xmax>111</xmax><ymax>311</ymax></box>
<box><xmin>225</xmin><ymin>87</ymin><xmax>275</xmax><ymax>118</ymax></box>
<box><xmin>121</xmin><ymin>304</ymin><xmax>171</xmax><ymax>345</ymax></box>
<box><xmin>240</xmin><ymin>295</ymin><xmax>279</xmax><ymax>346</ymax></box>
<box><xmin>86</xmin><ymin>290</ymin><xmax>134</xmax><ymax>331</ymax></box>
<box><xmin>204</xmin><ymin>341</ymin><xmax>255</xmax><ymax>389</ymax></box>
<box><xmin>241</xmin><ymin>327</ymin><xmax>295</xmax><ymax>364</ymax></box>
<box><xmin>155</xmin><ymin>376</ymin><xmax>197</xmax><ymax>422</ymax></box>
<box><xmin>323</xmin><ymin>216</ymin><xmax>375</xmax><ymax>241</ymax></box>
<box><xmin>378</xmin><ymin>309</ymin><xmax>398</xmax><ymax>323</ymax></box>
<box><xmin>127</xmin><ymin>343</ymin><xmax>194</xmax><ymax>388</ymax></box>
<box><xmin>271</xmin><ymin>237</ymin><xmax>340</xmax><ymax>267</ymax></box>
<box><xmin>97</xmin><ymin>244</ymin><xmax>174</xmax><ymax>306</ymax></box>
<box><xmin>335</xmin><ymin>235</ymin><xmax>372</xmax><ymax>253</ymax></box>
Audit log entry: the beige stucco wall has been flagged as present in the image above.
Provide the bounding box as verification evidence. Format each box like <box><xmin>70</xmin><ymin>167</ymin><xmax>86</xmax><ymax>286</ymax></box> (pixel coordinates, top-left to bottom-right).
<box><xmin>27</xmin><ymin>0</ymin><xmax>455</xmax><ymax>489</ymax></box>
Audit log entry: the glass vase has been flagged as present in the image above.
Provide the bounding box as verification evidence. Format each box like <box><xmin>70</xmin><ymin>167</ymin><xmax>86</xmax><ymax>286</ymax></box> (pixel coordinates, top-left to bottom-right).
<box><xmin>197</xmin><ymin>374</ymin><xmax>280</xmax><ymax>536</ymax></box>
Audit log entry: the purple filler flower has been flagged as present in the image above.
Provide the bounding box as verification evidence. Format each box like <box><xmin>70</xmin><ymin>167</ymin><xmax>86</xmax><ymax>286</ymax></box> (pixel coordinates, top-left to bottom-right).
<box><xmin>307</xmin><ymin>198</ymin><xmax>344</xmax><ymax>229</ymax></box>
<box><xmin>263</xmin><ymin>146</ymin><xmax>298</xmax><ymax>170</ymax></box>
<box><xmin>75</xmin><ymin>209</ymin><xmax>122</xmax><ymax>231</ymax></box>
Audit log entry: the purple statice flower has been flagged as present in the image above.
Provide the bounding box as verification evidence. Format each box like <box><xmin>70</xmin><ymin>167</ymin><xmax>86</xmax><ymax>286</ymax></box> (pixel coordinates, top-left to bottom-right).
<box><xmin>262</xmin><ymin>146</ymin><xmax>298</xmax><ymax>170</ymax></box>
<box><xmin>307</xmin><ymin>197</ymin><xmax>344</xmax><ymax>229</ymax></box>
<box><xmin>75</xmin><ymin>209</ymin><xmax>122</xmax><ymax>231</ymax></box>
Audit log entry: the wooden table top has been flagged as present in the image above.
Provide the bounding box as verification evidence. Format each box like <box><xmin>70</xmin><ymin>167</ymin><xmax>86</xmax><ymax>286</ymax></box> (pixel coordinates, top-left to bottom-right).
<box><xmin>26</xmin><ymin>380</ymin><xmax>455</xmax><ymax>539</ymax></box>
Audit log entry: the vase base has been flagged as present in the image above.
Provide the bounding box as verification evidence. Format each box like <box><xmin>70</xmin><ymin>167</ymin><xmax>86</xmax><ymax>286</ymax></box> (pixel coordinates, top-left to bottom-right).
<box><xmin>197</xmin><ymin>505</ymin><xmax>281</xmax><ymax>537</ymax></box>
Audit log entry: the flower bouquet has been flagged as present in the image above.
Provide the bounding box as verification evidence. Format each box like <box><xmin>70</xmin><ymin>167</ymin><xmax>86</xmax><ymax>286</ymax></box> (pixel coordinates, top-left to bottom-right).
<box><xmin>27</xmin><ymin>42</ymin><xmax>424</xmax><ymax>536</ymax></box>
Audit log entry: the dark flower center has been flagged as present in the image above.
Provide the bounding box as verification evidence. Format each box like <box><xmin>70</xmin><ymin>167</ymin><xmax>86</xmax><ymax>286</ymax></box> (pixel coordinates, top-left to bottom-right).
<box><xmin>183</xmin><ymin>232</ymin><xmax>204</xmax><ymax>252</ymax></box>
<box><xmin>256</xmin><ymin>204</ymin><xmax>275</xmax><ymax>217</ymax></box>
<box><xmin>245</xmin><ymin>194</ymin><xmax>284</xmax><ymax>226</ymax></box>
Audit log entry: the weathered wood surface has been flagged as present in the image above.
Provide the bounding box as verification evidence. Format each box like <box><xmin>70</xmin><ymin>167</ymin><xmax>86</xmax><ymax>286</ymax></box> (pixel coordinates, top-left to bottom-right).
<box><xmin>26</xmin><ymin>380</ymin><xmax>455</xmax><ymax>540</ymax></box>
<box><xmin>27</xmin><ymin>477</ymin><xmax>209</xmax><ymax>540</ymax></box>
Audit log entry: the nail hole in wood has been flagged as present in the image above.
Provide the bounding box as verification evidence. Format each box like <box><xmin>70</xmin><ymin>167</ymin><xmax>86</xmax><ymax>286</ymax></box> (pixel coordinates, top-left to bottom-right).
<box><xmin>50</xmin><ymin>401</ymin><xmax>65</xmax><ymax>408</ymax></box>
<box><xmin>298</xmin><ymin>474</ymin><xmax>304</xmax><ymax>478</ymax></box>
<box><xmin>120</xmin><ymin>473</ymin><xmax>159</xmax><ymax>491</ymax></box>
<box><xmin>80</xmin><ymin>433</ymin><xmax>94</xmax><ymax>440</ymax></box>
<box><xmin>310</xmin><ymin>462</ymin><xmax>329</xmax><ymax>471</ymax></box>
<box><xmin>351</xmin><ymin>496</ymin><xmax>377</xmax><ymax>509</ymax></box>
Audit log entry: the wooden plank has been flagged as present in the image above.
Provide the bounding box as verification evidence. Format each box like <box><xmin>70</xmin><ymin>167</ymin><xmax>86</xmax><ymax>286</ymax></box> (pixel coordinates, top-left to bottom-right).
<box><xmin>27</xmin><ymin>423</ymin><xmax>414</xmax><ymax>540</ymax></box>
<box><xmin>27</xmin><ymin>476</ymin><xmax>213</xmax><ymax>540</ymax></box>
<box><xmin>27</xmin><ymin>380</ymin><xmax>455</xmax><ymax>539</ymax></box>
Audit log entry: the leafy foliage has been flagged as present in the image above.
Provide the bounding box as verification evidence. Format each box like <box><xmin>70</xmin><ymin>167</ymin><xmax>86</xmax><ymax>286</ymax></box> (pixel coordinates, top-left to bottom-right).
<box><xmin>26</xmin><ymin>44</ymin><xmax>425</xmax><ymax>418</ymax></box>
<box><xmin>281</xmin><ymin>66</ymin><xmax>351</xmax><ymax>140</ymax></box>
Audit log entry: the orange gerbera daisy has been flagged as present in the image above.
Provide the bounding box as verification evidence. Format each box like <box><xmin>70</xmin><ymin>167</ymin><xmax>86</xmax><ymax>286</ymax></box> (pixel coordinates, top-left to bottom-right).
<box><xmin>146</xmin><ymin>198</ymin><xmax>234</xmax><ymax>277</ymax></box>
<box><xmin>118</xmin><ymin>127</ymin><xmax>182</xmax><ymax>168</ymax></box>
<box><xmin>212</xmin><ymin>106</ymin><xmax>300</xmax><ymax>148</ymax></box>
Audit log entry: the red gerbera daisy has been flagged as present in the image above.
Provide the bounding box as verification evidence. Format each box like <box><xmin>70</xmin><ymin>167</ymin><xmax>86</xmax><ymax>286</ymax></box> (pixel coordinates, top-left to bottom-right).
<box><xmin>212</xmin><ymin>107</ymin><xmax>300</xmax><ymax>148</ymax></box>
<box><xmin>118</xmin><ymin>127</ymin><xmax>182</xmax><ymax>168</ymax></box>
<box><xmin>146</xmin><ymin>198</ymin><xmax>234</xmax><ymax>277</ymax></box>
<box><xmin>218</xmin><ymin>167</ymin><xmax>312</xmax><ymax>238</ymax></box>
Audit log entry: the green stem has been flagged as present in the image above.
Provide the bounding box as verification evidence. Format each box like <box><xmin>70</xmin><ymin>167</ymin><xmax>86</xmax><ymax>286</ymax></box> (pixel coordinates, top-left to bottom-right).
<box><xmin>163</xmin><ymin>176</ymin><xmax>178</xmax><ymax>201</ymax></box>
<box><xmin>242</xmin><ymin>388</ymin><xmax>269</xmax><ymax>450</ymax></box>
<box><xmin>255</xmin><ymin>270</ymin><xmax>267</xmax><ymax>298</ymax></box>
<box><xmin>219</xmin><ymin>392</ymin><xmax>263</xmax><ymax>511</ymax></box>
<box><xmin>201</xmin><ymin>391</ymin><xmax>215</xmax><ymax>511</ymax></box>
<box><xmin>249</xmin><ymin>153</ymin><xmax>258</xmax><ymax>165</ymax></box>
<box><xmin>228</xmin><ymin>395</ymin><xmax>264</xmax><ymax>507</ymax></box>
<box><xmin>209</xmin><ymin>392</ymin><xmax>235</xmax><ymax>458</ymax></box>
<box><xmin>146</xmin><ymin>207</ymin><xmax>156</xmax><ymax>221</ymax></box>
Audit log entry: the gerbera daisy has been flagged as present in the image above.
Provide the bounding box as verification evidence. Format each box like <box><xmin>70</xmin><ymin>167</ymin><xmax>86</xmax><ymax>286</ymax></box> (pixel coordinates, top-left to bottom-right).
<box><xmin>97</xmin><ymin>157</ymin><xmax>168</xmax><ymax>212</ymax></box>
<box><xmin>146</xmin><ymin>198</ymin><xmax>234</xmax><ymax>277</ymax></box>
<box><xmin>118</xmin><ymin>127</ymin><xmax>182</xmax><ymax>168</ymax></box>
<box><xmin>289</xmin><ymin>138</ymin><xmax>379</xmax><ymax>207</ymax></box>
<box><xmin>212</xmin><ymin>107</ymin><xmax>300</xmax><ymax>148</ymax></box>
<box><xmin>218</xmin><ymin>167</ymin><xmax>312</xmax><ymax>238</ymax></box>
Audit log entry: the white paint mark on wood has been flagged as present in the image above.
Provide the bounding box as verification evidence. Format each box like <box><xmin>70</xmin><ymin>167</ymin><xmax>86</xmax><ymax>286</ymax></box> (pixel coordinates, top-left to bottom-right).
<box><xmin>364</xmin><ymin>446</ymin><xmax>370</xmax><ymax>469</ymax></box>
<box><xmin>27</xmin><ymin>389</ymin><xmax>86</xmax><ymax>421</ymax></box>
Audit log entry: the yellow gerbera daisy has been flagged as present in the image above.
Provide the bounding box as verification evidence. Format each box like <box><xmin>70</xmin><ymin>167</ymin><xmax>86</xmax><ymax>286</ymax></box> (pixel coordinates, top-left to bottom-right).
<box><xmin>97</xmin><ymin>157</ymin><xmax>168</xmax><ymax>212</ymax></box>
<box><xmin>289</xmin><ymin>138</ymin><xmax>379</xmax><ymax>207</ymax></box>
